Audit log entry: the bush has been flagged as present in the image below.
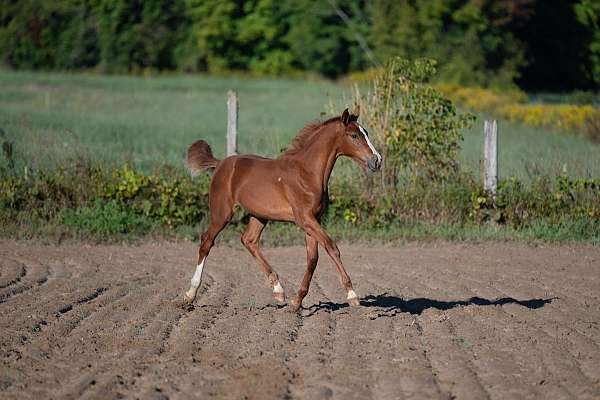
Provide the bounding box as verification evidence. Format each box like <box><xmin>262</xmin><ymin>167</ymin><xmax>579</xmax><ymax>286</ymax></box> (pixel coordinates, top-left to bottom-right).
<box><xmin>102</xmin><ymin>165</ymin><xmax>211</xmax><ymax>227</ymax></box>
<box><xmin>62</xmin><ymin>199</ymin><xmax>155</xmax><ymax>237</ymax></box>
<box><xmin>1</xmin><ymin>164</ymin><xmax>599</xmax><ymax>242</ymax></box>
<box><xmin>349</xmin><ymin>58</ymin><xmax>475</xmax><ymax>188</ymax></box>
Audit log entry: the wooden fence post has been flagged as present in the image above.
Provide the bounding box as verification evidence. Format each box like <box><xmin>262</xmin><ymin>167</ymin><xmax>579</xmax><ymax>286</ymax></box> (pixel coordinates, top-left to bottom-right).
<box><xmin>483</xmin><ymin>120</ymin><xmax>498</xmax><ymax>196</ymax></box>
<box><xmin>227</xmin><ymin>90</ymin><xmax>238</xmax><ymax>156</ymax></box>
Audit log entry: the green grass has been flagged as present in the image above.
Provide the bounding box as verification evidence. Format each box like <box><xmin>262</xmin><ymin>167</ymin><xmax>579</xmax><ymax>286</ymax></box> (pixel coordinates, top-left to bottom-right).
<box><xmin>3</xmin><ymin>210</ymin><xmax>597</xmax><ymax>245</ymax></box>
<box><xmin>0</xmin><ymin>70</ymin><xmax>342</xmax><ymax>172</ymax></box>
<box><xmin>2</xmin><ymin>69</ymin><xmax>600</xmax><ymax>181</ymax></box>
<box><xmin>460</xmin><ymin>117</ymin><xmax>600</xmax><ymax>181</ymax></box>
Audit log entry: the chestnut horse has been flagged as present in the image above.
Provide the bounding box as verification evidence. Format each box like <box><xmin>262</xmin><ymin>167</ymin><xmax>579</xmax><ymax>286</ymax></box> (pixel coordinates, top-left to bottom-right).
<box><xmin>183</xmin><ymin>109</ymin><xmax>382</xmax><ymax>312</ymax></box>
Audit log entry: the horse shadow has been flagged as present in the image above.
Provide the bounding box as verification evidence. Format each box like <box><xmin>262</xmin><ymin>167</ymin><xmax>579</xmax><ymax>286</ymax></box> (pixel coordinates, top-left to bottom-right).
<box><xmin>304</xmin><ymin>292</ymin><xmax>555</xmax><ymax>318</ymax></box>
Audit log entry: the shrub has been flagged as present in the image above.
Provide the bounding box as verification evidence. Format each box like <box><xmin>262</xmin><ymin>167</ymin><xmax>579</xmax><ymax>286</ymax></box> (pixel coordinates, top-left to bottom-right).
<box><xmin>62</xmin><ymin>199</ymin><xmax>155</xmax><ymax>237</ymax></box>
<box><xmin>349</xmin><ymin>58</ymin><xmax>475</xmax><ymax>189</ymax></box>
<box><xmin>103</xmin><ymin>165</ymin><xmax>211</xmax><ymax>227</ymax></box>
<box><xmin>2</xmin><ymin>165</ymin><xmax>599</xmax><ymax>242</ymax></box>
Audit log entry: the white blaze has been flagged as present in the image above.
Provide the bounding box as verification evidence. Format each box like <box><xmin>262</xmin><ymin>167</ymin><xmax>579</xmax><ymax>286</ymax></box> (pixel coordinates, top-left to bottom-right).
<box><xmin>358</xmin><ymin>124</ymin><xmax>382</xmax><ymax>163</ymax></box>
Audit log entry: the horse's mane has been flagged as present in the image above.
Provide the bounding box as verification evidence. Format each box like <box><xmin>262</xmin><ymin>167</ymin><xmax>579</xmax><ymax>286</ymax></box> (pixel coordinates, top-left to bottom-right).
<box><xmin>280</xmin><ymin>116</ymin><xmax>341</xmax><ymax>157</ymax></box>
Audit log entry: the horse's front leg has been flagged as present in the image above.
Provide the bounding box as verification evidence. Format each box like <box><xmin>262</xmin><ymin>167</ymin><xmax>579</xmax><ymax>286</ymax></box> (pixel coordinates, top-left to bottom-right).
<box><xmin>296</xmin><ymin>213</ymin><xmax>359</xmax><ymax>307</ymax></box>
<box><xmin>291</xmin><ymin>234</ymin><xmax>319</xmax><ymax>312</ymax></box>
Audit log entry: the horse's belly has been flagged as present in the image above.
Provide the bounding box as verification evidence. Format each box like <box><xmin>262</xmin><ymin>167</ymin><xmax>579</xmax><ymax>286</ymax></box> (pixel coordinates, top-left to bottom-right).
<box><xmin>238</xmin><ymin>192</ymin><xmax>294</xmax><ymax>221</ymax></box>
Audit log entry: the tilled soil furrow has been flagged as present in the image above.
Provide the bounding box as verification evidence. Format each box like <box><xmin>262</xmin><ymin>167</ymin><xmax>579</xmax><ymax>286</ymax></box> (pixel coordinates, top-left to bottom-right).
<box><xmin>489</xmin><ymin>277</ymin><xmax>600</xmax><ymax>346</ymax></box>
<box><xmin>286</xmin><ymin>279</ymin><xmax>339</xmax><ymax>400</ymax></box>
<box><xmin>160</xmin><ymin>273</ymin><xmax>216</xmax><ymax>355</ymax></box>
<box><xmin>417</xmin><ymin>312</ymin><xmax>491</xmax><ymax>400</ymax></box>
<box><xmin>64</xmin><ymin>276</ymin><xmax>155</xmax><ymax>339</ymax></box>
<box><xmin>446</xmin><ymin>308</ymin><xmax>546</xmax><ymax>399</ymax></box>
<box><xmin>0</xmin><ymin>260</ymin><xmax>26</xmax><ymax>289</ymax></box>
<box><xmin>376</xmin><ymin>263</ymin><xmax>541</xmax><ymax>399</ymax></box>
<box><xmin>51</xmin><ymin>274</ymin><xmax>181</xmax><ymax>399</ymax></box>
<box><xmin>449</xmin><ymin>250</ymin><xmax>600</xmax><ymax>326</ymax></box>
<box><xmin>407</xmin><ymin>266</ymin><xmax>565</xmax><ymax>398</ymax></box>
<box><xmin>1</xmin><ymin>241</ymin><xmax>600</xmax><ymax>400</ymax></box>
<box><xmin>473</xmin><ymin>272</ymin><xmax>600</xmax><ymax>384</ymax></box>
<box><xmin>6</xmin><ymin>282</ymin><xmax>158</xmax><ymax>398</ymax></box>
<box><xmin>407</xmin><ymin>272</ymin><xmax>523</xmax><ymax>400</ymax></box>
<box><xmin>162</xmin><ymin>261</ymin><xmax>294</xmax><ymax>400</ymax></box>
<box><xmin>0</xmin><ymin>261</ymin><xmax>50</xmax><ymax>304</ymax></box>
<box><xmin>61</xmin><ymin>284</ymin><xmax>133</xmax><ymax>337</ymax></box>
<box><xmin>422</xmin><ymin>266</ymin><xmax>600</xmax><ymax>397</ymax></box>
<box><xmin>504</xmin><ymin>302</ymin><xmax>600</xmax><ymax>386</ymax></box>
<box><xmin>448</xmin><ymin>262</ymin><xmax>600</xmax><ymax>387</ymax></box>
<box><xmin>364</xmin><ymin>276</ymin><xmax>450</xmax><ymax>400</ymax></box>
<box><xmin>358</xmin><ymin>278</ymin><xmax>417</xmax><ymax>400</ymax></box>
<box><xmin>310</xmin><ymin>266</ymin><xmax>443</xmax><ymax>400</ymax></box>
<box><xmin>470</xmin><ymin>305</ymin><xmax>596</xmax><ymax>399</ymax></box>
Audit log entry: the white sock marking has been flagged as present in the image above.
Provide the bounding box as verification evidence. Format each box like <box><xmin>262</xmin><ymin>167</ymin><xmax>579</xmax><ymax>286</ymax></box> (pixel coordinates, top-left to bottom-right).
<box><xmin>347</xmin><ymin>289</ymin><xmax>358</xmax><ymax>300</ymax></box>
<box><xmin>273</xmin><ymin>282</ymin><xmax>284</xmax><ymax>293</ymax></box>
<box><xmin>190</xmin><ymin>258</ymin><xmax>205</xmax><ymax>289</ymax></box>
<box><xmin>358</xmin><ymin>124</ymin><xmax>382</xmax><ymax>163</ymax></box>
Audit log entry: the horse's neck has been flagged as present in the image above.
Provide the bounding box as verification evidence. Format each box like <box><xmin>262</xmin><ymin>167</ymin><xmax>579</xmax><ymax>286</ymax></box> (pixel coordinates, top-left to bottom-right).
<box><xmin>295</xmin><ymin>126</ymin><xmax>339</xmax><ymax>191</ymax></box>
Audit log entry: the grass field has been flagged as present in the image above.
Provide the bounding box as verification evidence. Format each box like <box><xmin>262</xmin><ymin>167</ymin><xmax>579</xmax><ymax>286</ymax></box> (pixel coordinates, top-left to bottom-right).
<box><xmin>1</xmin><ymin>69</ymin><xmax>599</xmax><ymax>180</ymax></box>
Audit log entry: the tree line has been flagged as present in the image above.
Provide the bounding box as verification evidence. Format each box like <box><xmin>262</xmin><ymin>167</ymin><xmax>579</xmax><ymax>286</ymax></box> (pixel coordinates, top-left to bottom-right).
<box><xmin>1</xmin><ymin>0</ymin><xmax>599</xmax><ymax>90</ymax></box>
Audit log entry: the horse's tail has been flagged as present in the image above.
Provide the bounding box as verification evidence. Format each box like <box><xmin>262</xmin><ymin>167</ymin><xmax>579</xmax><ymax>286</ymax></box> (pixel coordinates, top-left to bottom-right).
<box><xmin>186</xmin><ymin>140</ymin><xmax>221</xmax><ymax>176</ymax></box>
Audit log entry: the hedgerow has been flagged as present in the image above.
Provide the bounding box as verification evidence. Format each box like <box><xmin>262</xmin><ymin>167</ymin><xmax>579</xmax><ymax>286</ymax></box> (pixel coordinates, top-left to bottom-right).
<box><xmin>1</xmin><ymin>163</ymin><xmax>599</xmax><ymax>241</ymax></box>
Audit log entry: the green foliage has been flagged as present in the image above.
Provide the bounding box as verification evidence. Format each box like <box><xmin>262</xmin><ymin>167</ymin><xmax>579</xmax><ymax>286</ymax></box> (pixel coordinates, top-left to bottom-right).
<box><xmin>62</xmin><ymin>199</ymin><xmax>155</xmax><ymax>237</ymax></box>
<box><xmin>95</xmin><ymin>0</ymin><xmax>188</xmax><ymax>72</ymax></box>
<box><xmin>1</xmin><ymin>165</ymin><xmax>600</xmax><ymax>242</ymax></box>
<box><xmin>0</xmin><ymin>0</ymin><xmax>189</xmax><ymax>73</ymax></box>
<box><xmin>574</xmin><ymin>0</ymin><xmax>600</xmax><ymax>86</ymax></box>
<box><xmin>0</xmin><ymin>162</ymin><xmax>104</xmax><ymax>219</ymax></box>
<box><xmin>470</xmin><ymin>175</ymin><xmax>600</xmax><ymax>228</ymax></box>
<box><xmin>352</xmin><ymin>58</ymin><xmax>474</xmax><ymax>186</ymax></box>
<box><xmin>1</xmin><ymin>1</ymin><xmax>599</xmax><ymax>89</ymax></box>
<box><xmin>368</xmin><ymin>0</ymin><xmax>527</xmax><ymax>88</ymax></box>
<box><xmin>0</xmin><ymin>0</ymin><xmax>367</xmax><ymax>78</ymax></box>
<box><xmin>281</xmin><ymin>0</ymin><xmax>368</xmax><ymax>77</ymax></box>
<box><xmin>103</xmin><ymin>166</ymin><xmax>211</xmax><ymax>226</ymax></box>
<box><xmin>187</xmin><ymin>0</ymin><xmax>295</xmax><ymax>74</ymax></box>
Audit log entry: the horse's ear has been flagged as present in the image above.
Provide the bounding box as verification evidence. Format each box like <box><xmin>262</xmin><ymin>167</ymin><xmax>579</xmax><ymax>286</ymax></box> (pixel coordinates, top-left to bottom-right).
<box><xmin>341</xmin><ymin>108</ymin><xmax>350</xmax><ymax>125</ymax></box>
<box><xmin>354</xmin><ymin>104</ymin><xmax>360</xmax><ymax>118</ymax></box>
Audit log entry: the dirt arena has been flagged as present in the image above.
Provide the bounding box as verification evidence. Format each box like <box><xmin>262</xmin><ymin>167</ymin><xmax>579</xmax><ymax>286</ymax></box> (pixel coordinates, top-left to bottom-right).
<box><xmin>0</xmin><ymin>239</ymin><xmax>599</xmax><ymax>399</ymax></box>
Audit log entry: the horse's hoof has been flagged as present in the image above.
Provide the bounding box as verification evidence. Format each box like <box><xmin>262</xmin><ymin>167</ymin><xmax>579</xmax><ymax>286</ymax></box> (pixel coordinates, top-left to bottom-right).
<box><xmin>273</xmin><ymin>292</ymin><xmax>286</xmax><ymax>303</ymax></box>
<box><xmin>183</xmin><ymin>292</ymin><xmax>195</xmax><ymax>305</ymax></box>
<box><xmin>290</xmin><ymin>299</ymin><xmax>301</xmax><ymax>313</ymax></box>
<box><xmin>348</xmin><ymin>297</ymin><xmax>360</xmax><ymax>307</ymax></box>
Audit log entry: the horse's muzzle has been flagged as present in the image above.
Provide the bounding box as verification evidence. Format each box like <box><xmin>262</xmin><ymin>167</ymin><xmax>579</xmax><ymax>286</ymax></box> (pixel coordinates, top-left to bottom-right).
<box><xmin>367</xmin><ymin>155</ymin><xmax>382</xmax><ymax>172</ymax></box>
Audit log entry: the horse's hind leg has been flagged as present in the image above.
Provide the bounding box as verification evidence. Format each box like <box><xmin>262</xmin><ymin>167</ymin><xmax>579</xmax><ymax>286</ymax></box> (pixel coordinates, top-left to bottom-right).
<box><xmin>184</xmin><ymin>202</ymin><xmax>232</xmax><ymax>305</ymax></box>
<box><xmin>241</xmin><ymin>217</ymin><xmax>286</xmax><ymax>303</ymax></box>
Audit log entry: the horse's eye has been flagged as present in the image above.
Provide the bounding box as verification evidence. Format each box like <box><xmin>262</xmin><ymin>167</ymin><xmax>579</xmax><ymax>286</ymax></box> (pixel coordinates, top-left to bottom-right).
<box><xmin>351</xmin><ymin>133</ymin><xmax>358</xmax><ymax>139</ymax></box>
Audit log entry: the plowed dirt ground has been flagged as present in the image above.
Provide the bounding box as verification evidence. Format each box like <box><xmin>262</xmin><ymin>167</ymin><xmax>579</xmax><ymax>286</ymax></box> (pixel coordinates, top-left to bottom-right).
<box><xmin>1</xmin><ymin>240</ymin><xmax>599</xmax><ymax>399</ymax></box>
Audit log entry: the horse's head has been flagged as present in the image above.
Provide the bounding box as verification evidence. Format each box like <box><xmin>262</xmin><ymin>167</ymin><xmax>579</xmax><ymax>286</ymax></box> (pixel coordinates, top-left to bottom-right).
<box><xmin>337</xmin><ymin>108</ymin><xmax>382</xmax><ymax>172</ymax></box>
